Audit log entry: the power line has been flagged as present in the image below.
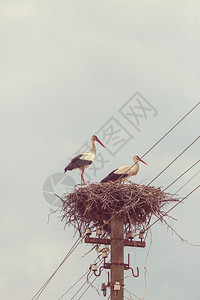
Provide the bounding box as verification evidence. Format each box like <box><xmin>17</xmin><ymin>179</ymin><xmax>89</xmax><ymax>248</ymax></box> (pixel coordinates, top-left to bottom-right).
<box><xmin>70</xmin><ymin>258</ymin><xmax>104</xmax><ymax>300</ymax></box>
<box><xmin>123</xmin><ymin>287</ymin><xmax>143</xmax><ymax>300</ymax></box>
<box><xmin>145</xmin><ymin>184</ymin><xmax>200</xmax><ymax>232</ymax></box>
<box><xmin>147</xmin><ymin>136</ymin><xmax>199</xmax><ymax>186</ymax></box>
<box><xmin>143</xmin><ymin>162</ymin><xmax>200</xmax><ymax>239</ymax></box>
<box><xmin>117</xmin><ymin>101</ymin><xmax>199</xmax><ymax>181</ymax></box>
<box><xmin>32</xmin><ymin>236</ymin><xmax>84</xmax><ymax>300</ymax></box>
<box><xmin>76</xmin><ymin>276</ymin><xmax>98</xmax><ymax>300</ymax></box>
<box><xmin>163</xmin><ymin>160</ymin><xmax>200</xmax><ymax>191</ymax></box>
<box><xmin>175</xmin><ymin>170</ymin><xmax>200</xmax><ymax>194</ymax></box>
<box><xmin>58</xmin><ymin>270</ymin><xmax>89</xmax><ymax>300</ymax></box>
<box><xmin>141</xmin><ymin>101</ymin><xmax>199</xmax><ymax>159</ymax></box>
<box><xmin>70</xmin><ymin>275</ymin><xmax>92</xmax><ymax>300</ymax></box>
<box><xmin>58</xmin><ymin>255</ymin><xmax>104</xmax><ymax>300</ymax></box>
<box><xmin>143</xmin><ymin>161</ymin><xmax>199</xmax><ymax>240</ymax></box>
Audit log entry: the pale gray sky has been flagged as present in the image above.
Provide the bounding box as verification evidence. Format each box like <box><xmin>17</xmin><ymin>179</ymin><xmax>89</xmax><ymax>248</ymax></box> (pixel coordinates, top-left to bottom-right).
<box><xmin>1</xmin><ymin>1</ymin><xmax>200</xmax><ymax>300</ymax></box>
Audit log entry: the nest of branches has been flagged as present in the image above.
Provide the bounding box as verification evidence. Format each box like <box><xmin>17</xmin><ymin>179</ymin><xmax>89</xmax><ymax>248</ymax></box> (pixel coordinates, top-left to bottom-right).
<box><xmin>61</xmin><ymin>182</ymin><xmax>177</xmax><ymax>237</ymax></box>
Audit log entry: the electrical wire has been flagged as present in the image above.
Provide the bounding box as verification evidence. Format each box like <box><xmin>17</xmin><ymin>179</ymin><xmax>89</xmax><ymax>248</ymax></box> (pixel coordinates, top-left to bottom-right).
<box><xmin>32</xmin><ymin>236</ymin><xmax>84</xmax><ymax>300</ymax></box>
<box><xmin>61</xmin><ymin>256</ymin><xmax>104</xmax><ymax>300</ymax></box>
<box><xmin>76</xmin><ymin>276</ymin><xmax>98</xmax><ymax>300</ymax></box>
<box><xmin>141</xmin><ymin>101</ymin><xmax>199</xmax><ymax>159</ymax></box>
<box><xmin>145</xmin><ymin>184</ymin><xmax>200</xmax><ymax>232</ymax></box>
<box><xmin>175</xmin><ymin>170</ymin><xmax>200</xmax><ymax>194</ymax></box>
<box><xmin>57</xmin><ymin>270</ymin><xmax>89</xmax><ymax>300</ymax></box>
<box><xmin>162</xmin><ymin>160</ymin><xmax>200</xmax><ymax>192</ymax></box>
<box><xmin>125</xmin><ymin>296</ymin><xmax>133</xmax><ymax>300</ymax></box>
<box><xmin>144</xmin><ymin>163</ymin><xmax>200</xmax><ymax>240</ymax></box>
<box><xmin>70</xmin><ymin>261</ymin><xmax>103</xmax><ymax>300</ymax></box>
<box><xmin>117</xmin><ymin>102</ymin><xmax>199</xmax><ymax>181</ymax></box>
<box><xmin>124</xmin><ymin>287</ymin><xmax>143</xmax><ymax>300</ymax></box>
<box><xmin>70</xmin><ymin>276</ymin><xmax>92</xmax><ymax>300</ymax></box>
<box><xmin>142</xmin><ymin>229</ymin><xmax>152</xmax><ymax>300</ymax></box>
<box><xmin>147</xmin><ymin>136</ymin><xmax>199</xmax><ymax>186</ymax></box>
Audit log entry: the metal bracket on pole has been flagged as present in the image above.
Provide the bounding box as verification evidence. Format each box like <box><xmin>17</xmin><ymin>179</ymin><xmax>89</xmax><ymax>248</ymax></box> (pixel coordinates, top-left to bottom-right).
<box><xmin>85</xmin><ymin>236</ymin><xmax>146</xmax><ymax>247</ymax></box>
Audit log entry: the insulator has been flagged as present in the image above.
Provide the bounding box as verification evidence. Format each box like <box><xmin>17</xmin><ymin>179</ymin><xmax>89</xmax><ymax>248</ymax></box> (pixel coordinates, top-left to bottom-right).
<box><xmin>101</xmin><ymin>283</ymin><xmax>106</xmax><ymax>291</ymax></box>
<box><xmin>85</xmin><ymin>227</ymin><xmax>92</xmax><ymax>236</ymax></box>
<box><xmin>127</xmin><ymin>230</ymin><xmax>134</xmax><ymax>239</ymax></box>
<box><xmin>102</xmin><ymin>249</ymin><xmax>108</xmax><ymax>258</ymax></box>
<box><xmin>96</xmin><ymin>226</ymin><xmax>102</xmax><ymax>236</ymax></box>
<box><xmin>114</xmin><ymin>282</ymin><xmax>120</xmax><ymax>291</ymax></box>
<box><xmin>91</xmin><ymin>263</ymin><xmax>98</xmax><ymax>271</ymax></box>
<box><xmin>139</xmin><ymin>230</ymin><xmax>145</xmax><ymax>240</ymax></box>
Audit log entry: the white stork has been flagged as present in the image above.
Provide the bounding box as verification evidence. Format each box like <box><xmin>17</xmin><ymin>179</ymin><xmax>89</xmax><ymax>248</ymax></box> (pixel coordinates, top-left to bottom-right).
<box><xmin>101</xmin><ymin>155</ymin><xmax>147</xmax><ymax>183</ymax></box>
<box><xmin>64</xmin><ymin>135</ymin><xmax>105</xmax><ymax>186</ymax></box>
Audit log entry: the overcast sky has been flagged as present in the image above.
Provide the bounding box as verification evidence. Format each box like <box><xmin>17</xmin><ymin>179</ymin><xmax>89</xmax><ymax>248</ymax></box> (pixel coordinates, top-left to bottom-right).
<box><xmin>1</xmin><ymin>1</ymin><xmax>200</xmax><ymax>300</ymax></box>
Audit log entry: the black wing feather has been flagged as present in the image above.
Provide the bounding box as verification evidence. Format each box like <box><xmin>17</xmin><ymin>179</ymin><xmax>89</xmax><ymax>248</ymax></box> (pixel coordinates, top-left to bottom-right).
<box><xmin>64</xmin><ymin>154</ymin><xmax>92</xmax><ymax>172</ymax></box>
<box><xmin>101</xmin><ymin>169</ymin><xmax>128</xmax><ymax>183</ymax></box>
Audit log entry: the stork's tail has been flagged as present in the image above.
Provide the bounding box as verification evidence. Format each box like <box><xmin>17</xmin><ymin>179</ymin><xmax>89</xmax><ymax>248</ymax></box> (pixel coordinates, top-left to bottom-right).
<box><xmin>64</xmin><ymin>164</ymin><xmax>74</xmax><ymax>173</ymax></box>
<box><xmin>64</xmin><ymin>166</ymin><xmax>70</xmax><ymax>173</ymax></box>
<box><xmin>100</xmin><ymin>177</ymin><xmax>109</xmax><ymax>183</ymax></box>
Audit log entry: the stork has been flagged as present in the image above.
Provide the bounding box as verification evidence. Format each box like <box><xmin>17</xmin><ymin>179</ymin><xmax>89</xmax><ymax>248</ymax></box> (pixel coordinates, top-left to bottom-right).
<box><xmin>64</xmin><ymin>135</ymin><xmax>105</xmax><ymax>186</ymax></box>
<box><xmin>101</xmin><ymin>155</ymin><xmax>147</xmax><ymax>183</ymax></box>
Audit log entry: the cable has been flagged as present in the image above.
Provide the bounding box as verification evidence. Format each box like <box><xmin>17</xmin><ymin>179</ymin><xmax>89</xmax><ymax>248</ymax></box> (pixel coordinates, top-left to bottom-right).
<box><xmin>76</xmin><ymin>276</ymin><xmax>98</xmax><ymax>300</ymax></box>
<box><xmin>141</xmin><ymin>101</ymin><xmax>199</xmax><ymax>159</ymax></box>
<box><xmin>175</xmin><ymin>170</ymin><xmax>200</xmax><ymax>194</ymax></box>
<box><xmin>163</xmin><ymin>160</ymin><xmax>200</xmax><ymax>191</ymax></box>
<box><xmin>147</xmin><ymin>136</ymin><xmax>199</xmax><ymax>186</ymax></box>
<box><xmin>145</xmin><ymin>184</ymin><xmax>200</xmax><ymax>232</ymax></box>
<box><xmin>32</xmin><ymin>236</ymin><xmax>84</xmax><ymax>300</ymax></box>
<box><xmin>144</xmin><ymin>163</ymin><xmax>200</xmax><ymax>240</ymax></box>
<box><xmin>124</xmin><ymin>287</ymin><xmax>143</xmax><ymax>300</ymax></box>
<box><xmin>68</xmin><ymin>257</ymin><xmax>104</xmax><ymax>300</ymax></box>
<box><xmin>70</xmin><ymin>276</ymin><xmax>91</xmax><ymax>300</ymax></box>
<box><xmin>58</xmin><ymin>270</ymin><xmax>89</xmax><ymax>300</ymax></box>
<box><xmin>116</xmin><ymin>102</ymin><xmax>200</xmax><ymax>181</ymax></box>
<box><xmin>142</xmin><ymin>229</ymin><xmax>152</xmax><ymax>300</ymax></box>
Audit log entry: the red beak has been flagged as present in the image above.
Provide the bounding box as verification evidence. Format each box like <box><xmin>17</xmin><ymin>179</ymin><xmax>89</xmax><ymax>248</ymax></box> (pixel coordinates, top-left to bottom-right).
<box><xmin>139</xmin><ymin>158</ymin><xmax>147</xmax><ymax>165</ymax></box>
<box><xmin>97</xmin><ymin>138</ymin><xmax>105</xmax><ymax>148</ymax></box>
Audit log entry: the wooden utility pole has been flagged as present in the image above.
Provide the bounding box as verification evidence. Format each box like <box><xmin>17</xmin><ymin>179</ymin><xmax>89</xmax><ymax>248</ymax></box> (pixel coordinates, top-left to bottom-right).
<box><xmin>85</xmin><ymin>218</ymin><xmax>145</xmax><ymax>299</ymax></box>
<box><xmin>110</xmin><ymin>214</ymin><xmax>124</xmax><ymax>300</ymax></box>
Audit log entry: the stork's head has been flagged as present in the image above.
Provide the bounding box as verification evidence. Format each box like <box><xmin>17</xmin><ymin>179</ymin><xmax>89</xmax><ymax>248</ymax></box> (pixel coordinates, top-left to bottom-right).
<box><xmin>133</xmin><ymin>155</ymin><xmax>147</xmax><ymax>165</ymax></box>
<box><xmin>91</xmin><ymin>135</ymin><xmax>105</xmax><ymax>148</ymax></box>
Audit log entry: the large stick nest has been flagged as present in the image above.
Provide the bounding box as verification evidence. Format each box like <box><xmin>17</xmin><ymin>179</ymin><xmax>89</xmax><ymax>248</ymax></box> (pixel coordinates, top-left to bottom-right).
<box><xmin>61</xmin><ymin>182</ymin><xmax>177</xmax><ymax>237</ymax></box>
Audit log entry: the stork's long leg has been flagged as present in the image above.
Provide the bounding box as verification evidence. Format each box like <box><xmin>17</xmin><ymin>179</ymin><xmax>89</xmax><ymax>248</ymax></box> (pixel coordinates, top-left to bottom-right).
<box><xmin>80</xmin><ymin>169</ymin><xmax>86</xmax><ymax>187</ymax></box>
<box><xmin>81</xmin><ymin>170</ymin><xmax>86</xmax><ymax>186</ymax></box>
<box><xmin>81</xmin><ymin>173</ymin><xmax>83</xmax><ymax>187</ymax></box>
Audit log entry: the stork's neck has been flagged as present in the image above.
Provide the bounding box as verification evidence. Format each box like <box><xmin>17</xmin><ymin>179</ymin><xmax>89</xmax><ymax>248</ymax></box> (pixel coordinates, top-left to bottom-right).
<box><xmin>90</xmin><ymin>138</ymin><xmax>96</xmax><ymax>154</ymax></box>
<box><xmin>131</xmin><ymin>160</ymin><xmax>140</xmax><ymax>175</ymax></box>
